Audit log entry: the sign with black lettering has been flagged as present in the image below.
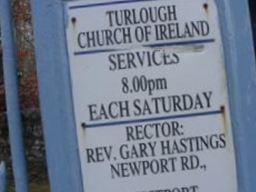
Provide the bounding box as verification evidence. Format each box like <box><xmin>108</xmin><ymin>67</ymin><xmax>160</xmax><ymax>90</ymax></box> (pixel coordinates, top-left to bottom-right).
<box><xmin>66</xmin><ymin>0</ymin><xmax>237</xmax><ymax>191</ymax></box>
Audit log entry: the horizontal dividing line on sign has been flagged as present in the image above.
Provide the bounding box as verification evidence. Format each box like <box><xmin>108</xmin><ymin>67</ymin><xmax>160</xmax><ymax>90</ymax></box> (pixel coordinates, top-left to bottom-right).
<box><xmin>74</xmin><ymin>38</ymin><xmax>215</xmax><ymax>56</ymax></box>
<box><xmin>74</xmin><ymin>48</ymin><xmax>118</xmax><ymax>56</ymax></box>
<box><xmin>69</xmin><ymin>0</ymin><xmax>159</xmax><ymax>10</ymax></box>
<box><xmin>144</xmin><ymin>38</ymin><xmax>215</xmax><ymax>48</ymax></box>
<box><xmin>84</xmin><ymin>109</ymin><xmax>222</xmax><ymax>129</ymax></box>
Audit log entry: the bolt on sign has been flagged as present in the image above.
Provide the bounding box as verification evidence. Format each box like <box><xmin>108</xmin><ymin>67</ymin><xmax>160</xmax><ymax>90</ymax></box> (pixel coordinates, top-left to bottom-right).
<box><xmin>66</xmin><ymin>0</ymin><xmax>237</xmax><ymax>191</ymax></box>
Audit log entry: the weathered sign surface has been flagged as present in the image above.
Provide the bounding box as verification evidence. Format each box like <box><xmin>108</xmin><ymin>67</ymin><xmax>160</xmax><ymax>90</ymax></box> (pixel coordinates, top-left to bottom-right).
<box><xmin>66</xmin><ymin>0</ymin><xmax>237</xmax><ymax>191</ymax></box>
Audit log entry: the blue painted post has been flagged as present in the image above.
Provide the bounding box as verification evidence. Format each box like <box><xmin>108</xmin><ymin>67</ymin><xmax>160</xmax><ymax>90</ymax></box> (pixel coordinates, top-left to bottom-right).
<box><xmin>0</xmin><ymin>0</ymin><xmax>29</xmax><ymax>192</ymax></box>
<box><xmin>0</xmin><ymin>162</ymin><xmax>6</xmax><ymax>192</ymax></box>
<box><xmin>30</xmin><ymin>0</ymin><xmax>83</xmax><ymax>191</ymax></box>
<box><xmin>215</xmin><ymin>0</ymin><xmax>256</xmax><ymax>191</ymax></box>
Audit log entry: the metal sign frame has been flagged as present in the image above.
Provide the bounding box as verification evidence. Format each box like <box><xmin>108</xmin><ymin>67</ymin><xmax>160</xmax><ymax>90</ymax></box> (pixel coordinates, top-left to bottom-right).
<box><xmin>31</xmin><ymin>0</ymin><xmax>256</xmax><ymax>191</ymax></box>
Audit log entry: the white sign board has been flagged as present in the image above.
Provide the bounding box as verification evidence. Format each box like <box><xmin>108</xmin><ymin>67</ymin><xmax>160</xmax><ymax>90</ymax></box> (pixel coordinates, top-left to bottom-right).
<box><xmin>66</xmin><ymin>0</ymin><xmax>237</xmax><ymax>191</ymax></box>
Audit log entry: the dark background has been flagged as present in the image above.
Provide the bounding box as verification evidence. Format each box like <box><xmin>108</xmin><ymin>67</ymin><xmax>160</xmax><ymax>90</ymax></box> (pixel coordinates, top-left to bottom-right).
<box><xmin>249</xmin><ymin>0</ymin><xmax>256</xmax><ymax>50</ymax></box>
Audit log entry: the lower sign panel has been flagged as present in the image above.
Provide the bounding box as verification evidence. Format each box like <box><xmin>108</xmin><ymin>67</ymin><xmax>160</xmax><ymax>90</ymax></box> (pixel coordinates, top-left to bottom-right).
<box><xmin>66</xmin><ymin>0</ymin><xmax>237</xmax><ymax>191</ymax></box>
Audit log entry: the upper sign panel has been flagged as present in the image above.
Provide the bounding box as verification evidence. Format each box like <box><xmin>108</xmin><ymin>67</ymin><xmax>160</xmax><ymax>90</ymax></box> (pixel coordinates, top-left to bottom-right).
<box><xmin>66</xmin><ymin>0</ymin><xmax>237</xmax><ymax>192</ymax></box>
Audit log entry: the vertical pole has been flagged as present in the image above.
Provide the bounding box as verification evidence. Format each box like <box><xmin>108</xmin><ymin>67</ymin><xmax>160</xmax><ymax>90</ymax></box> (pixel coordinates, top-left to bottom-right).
<box><xmin>30</xmin><ymin>0</ymin><xmax>84</xmax><ymax>191</ymax></box>
<box><xmin>0</xmin><ymin>162</ymin><xmax>6</xmax><ymax>192</ymax></box>
<box><xmin>0</xmin><ymin>0</ymin><xmax>29</xmax><ymax>192</ymax></box>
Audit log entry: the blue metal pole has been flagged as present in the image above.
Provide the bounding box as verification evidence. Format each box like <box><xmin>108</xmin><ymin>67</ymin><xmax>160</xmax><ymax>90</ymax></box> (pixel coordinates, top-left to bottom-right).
<box><xmin>0</xmin><ymin>0</ymin><xmax>29</xmax><ymax>192</ymax></box>
<box><xmin>0</xmin><ymin>162</ymin><xmax>7</xmax><ymax>192</ymax></box>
